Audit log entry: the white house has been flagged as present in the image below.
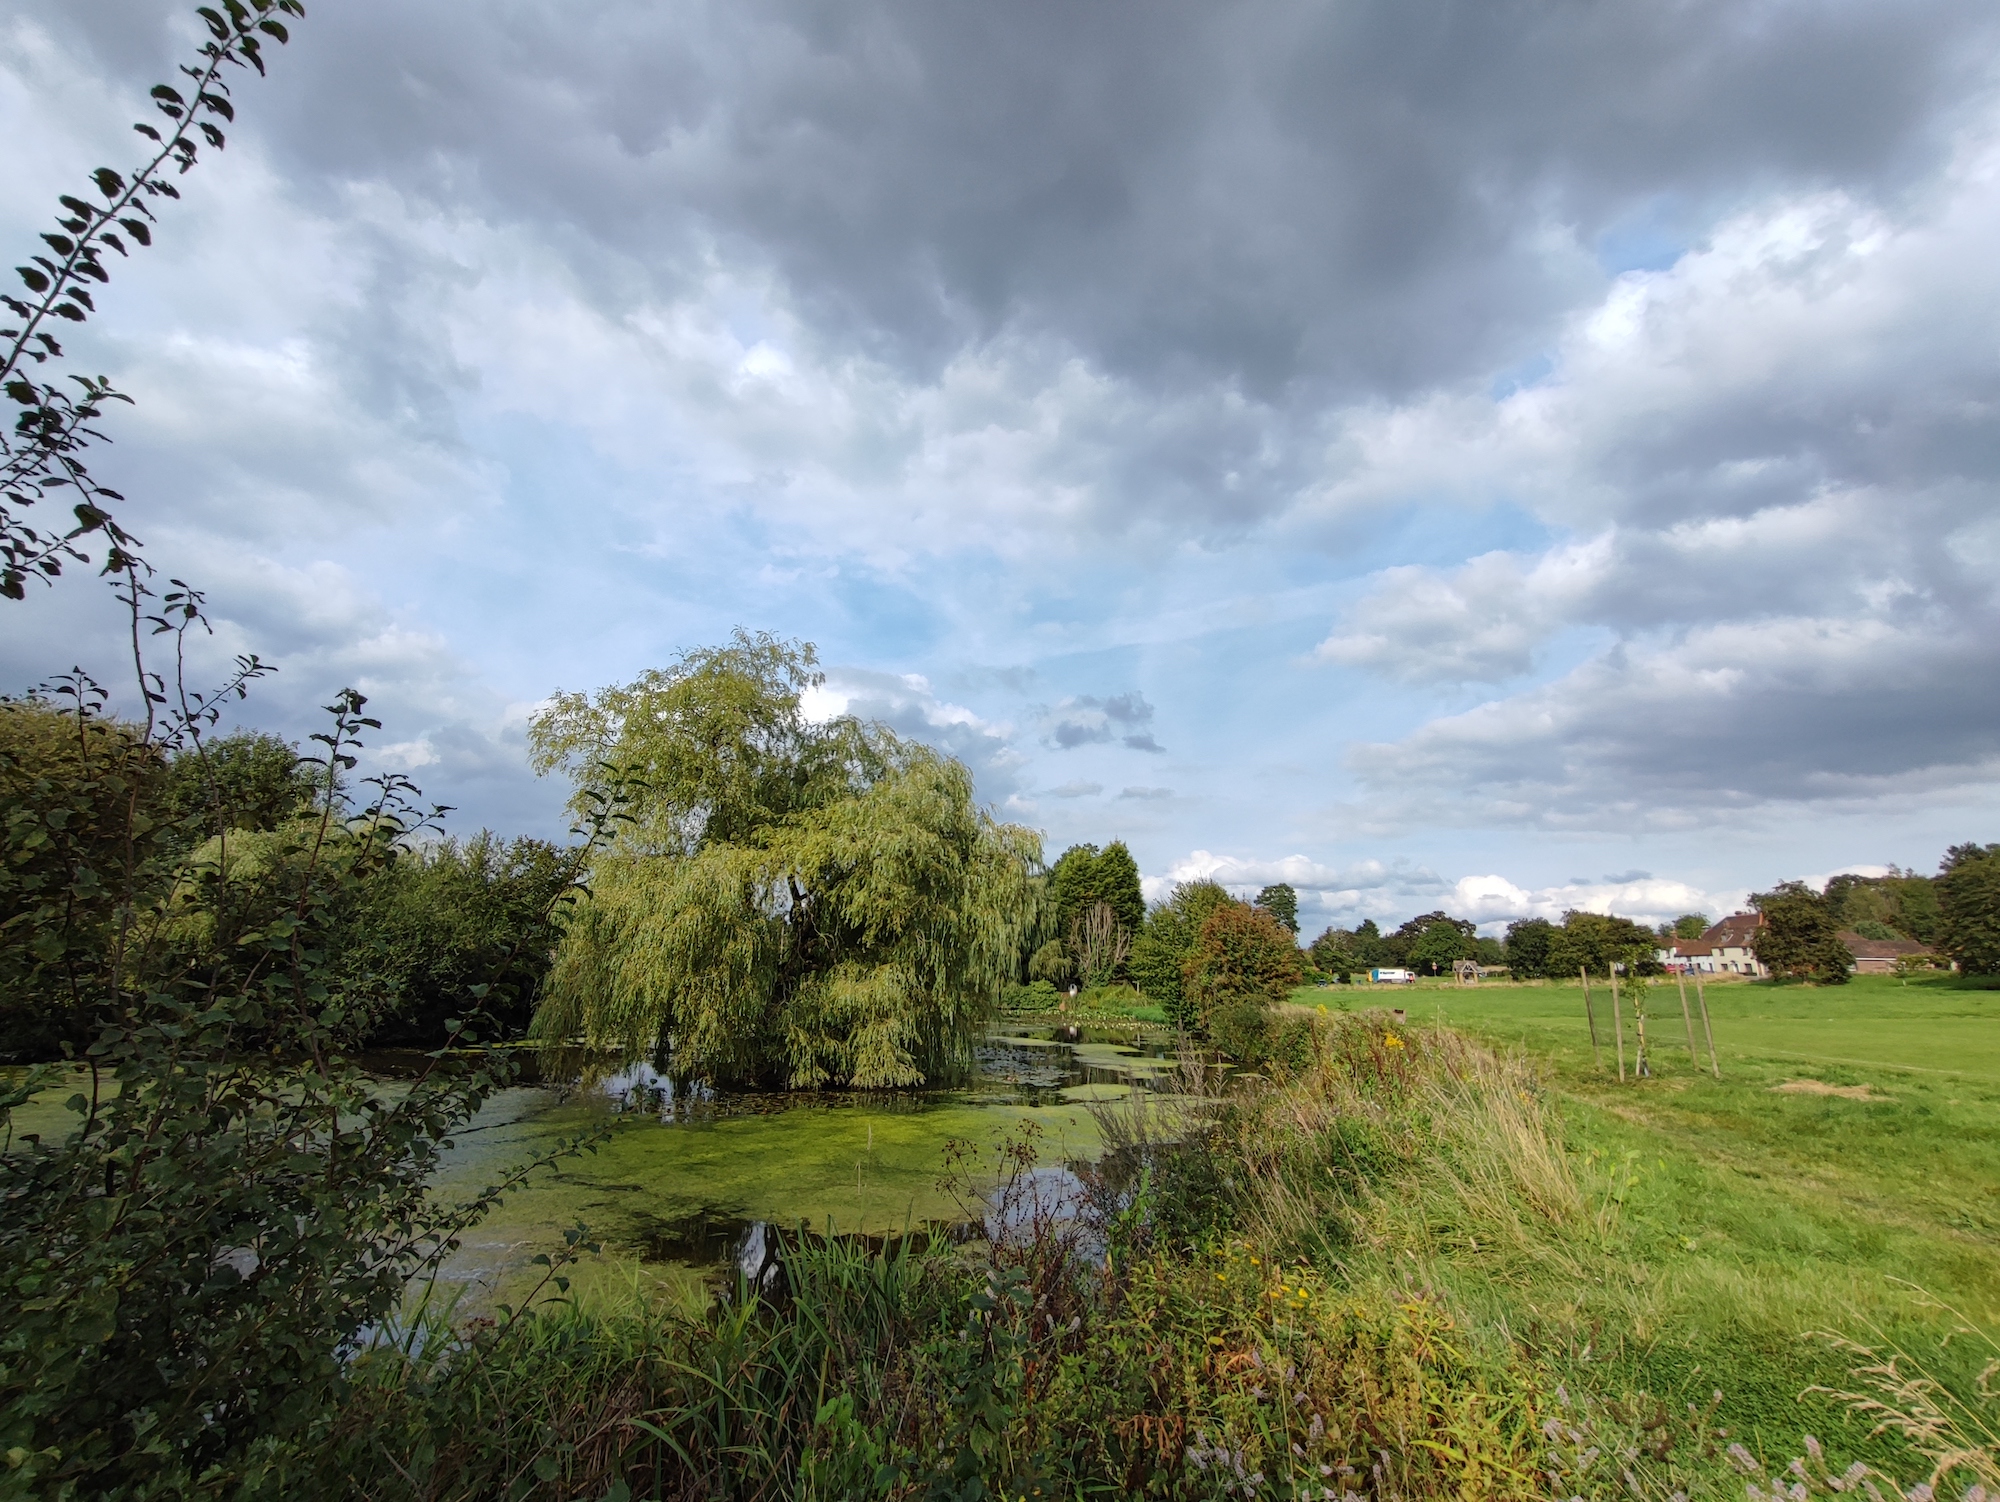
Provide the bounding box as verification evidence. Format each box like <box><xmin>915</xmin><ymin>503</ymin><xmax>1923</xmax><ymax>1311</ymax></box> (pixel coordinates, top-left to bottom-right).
<box><xmin>1658</xmin><ymin>912</ymin><xmax>1768</xmax><ymax>978</ymax></box>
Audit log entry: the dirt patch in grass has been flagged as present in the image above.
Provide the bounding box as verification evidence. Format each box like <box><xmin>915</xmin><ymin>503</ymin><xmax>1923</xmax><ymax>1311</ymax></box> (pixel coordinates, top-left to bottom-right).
<box><xmin>1772</xmin><ymin>1078</ymin><xmax>1890</xmax><ymax>1101</ymax></box>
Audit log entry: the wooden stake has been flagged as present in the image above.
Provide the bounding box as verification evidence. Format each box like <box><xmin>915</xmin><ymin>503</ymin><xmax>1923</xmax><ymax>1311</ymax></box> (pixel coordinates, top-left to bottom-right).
<box><xmin>1676</xmin><ymin>970</ymin><xmax>1698</xmax><ymax>1064</ymax></box>
<box><xmin>1580</xmin><ymin>967</ymin><xmax>1601</xmax><ymax>1068</ymax></box>
<box><xmin>1695</xmin><ymin>973</ymin><xmax>1720</xmax><ymax>1078</ymax></box>
<box><xmin>1610</xmin><ymin>969</ymin><xmax>1626</xmax><ymax>1082</ymax></box>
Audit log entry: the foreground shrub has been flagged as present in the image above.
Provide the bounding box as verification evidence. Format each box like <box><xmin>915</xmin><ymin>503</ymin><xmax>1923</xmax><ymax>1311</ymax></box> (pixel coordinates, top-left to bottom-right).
<box><xmin>0</xmin><ymin>684</ymin><xmax>602</xmax><ymax>1498</ymax></box>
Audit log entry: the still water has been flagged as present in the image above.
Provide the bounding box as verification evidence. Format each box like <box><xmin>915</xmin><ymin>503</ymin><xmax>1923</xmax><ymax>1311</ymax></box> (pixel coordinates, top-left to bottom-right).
<box><xmin>422</xmin><ymin>1024</ymin><xmax>1179</xmax><ymax>1307</ymax></box>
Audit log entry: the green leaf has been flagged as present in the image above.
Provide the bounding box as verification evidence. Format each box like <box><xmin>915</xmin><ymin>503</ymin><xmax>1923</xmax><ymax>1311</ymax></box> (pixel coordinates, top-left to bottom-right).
<box><xmin>15</xmin><ymin>267</ymin><xmax>48</xmax><ymax>293</ymax></box>
<box><xmin>118</xmin><ymin>218</ymin><xmax>152</xmax><ymax>247</ymax></box>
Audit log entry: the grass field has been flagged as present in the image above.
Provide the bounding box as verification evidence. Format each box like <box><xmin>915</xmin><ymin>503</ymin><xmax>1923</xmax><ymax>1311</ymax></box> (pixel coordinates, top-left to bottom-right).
<box><xmin>1280</xmin><ymin>972</ymin><xmax>2000</xmax><ymax>1474</ymax></box>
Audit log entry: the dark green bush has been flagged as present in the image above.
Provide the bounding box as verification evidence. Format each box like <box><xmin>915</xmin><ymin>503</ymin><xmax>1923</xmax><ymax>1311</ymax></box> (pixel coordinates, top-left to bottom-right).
<box><xmin>1208</xmin><ymin>995</ymin><xmax>1275</xmax><ymax>1063</ymax></box>
<box><xmin>346</xmin><ymin>832</ymin><xmax>572</xmax><ymax>1045</ymax></box>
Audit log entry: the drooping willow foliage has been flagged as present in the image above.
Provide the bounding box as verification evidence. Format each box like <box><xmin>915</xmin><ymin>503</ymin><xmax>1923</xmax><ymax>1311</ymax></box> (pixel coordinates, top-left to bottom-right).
<box><xmin>529</xmin><ymin>632</ymin><xmax>1043</xmax><ymax>1089</ymax></box>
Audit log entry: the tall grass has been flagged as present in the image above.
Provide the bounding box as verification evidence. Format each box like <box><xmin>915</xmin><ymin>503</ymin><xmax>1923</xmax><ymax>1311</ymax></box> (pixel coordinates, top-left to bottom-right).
<box><xmin>259</xmin><ymin>1010</ymin><xmax>1984</xmax><ymax>1499</ymax></box>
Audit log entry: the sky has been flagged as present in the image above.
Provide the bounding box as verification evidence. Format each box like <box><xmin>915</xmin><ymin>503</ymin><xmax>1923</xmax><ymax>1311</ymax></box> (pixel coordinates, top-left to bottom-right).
<box><xmin>4</xmin><ymin>0</ymin><xmax>1998</xmax><ymax>935</ymax></box>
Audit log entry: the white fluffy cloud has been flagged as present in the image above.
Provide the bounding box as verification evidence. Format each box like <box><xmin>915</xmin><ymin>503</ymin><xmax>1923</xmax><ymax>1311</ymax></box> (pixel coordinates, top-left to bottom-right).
<box><xmin>1316</xmin><ymin>110</ymin><xmax>2000</xmax><ymax>824</ymax></box>
<box><xmin>805</xmin><ymin>668</ymin><xmax>1025</xmax><ymax>806</ymax></box>
<box><xmin>1141</xmin><ymin>853</ymin><xmax>1724</xmax><ymax>932</ymax></box>
<box><xmin>1443</xmin><ymin>874</ymin><xmax>1720</xmax><ymax>930</ymax></box>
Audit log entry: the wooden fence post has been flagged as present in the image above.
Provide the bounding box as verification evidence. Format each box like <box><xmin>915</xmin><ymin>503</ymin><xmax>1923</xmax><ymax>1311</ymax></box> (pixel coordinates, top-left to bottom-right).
<box><xmin>1676</xmin><ymin>970</ymin><xmax>1698</xmax><ymax>1065</ymax></box>
<box><xmin>1580</xmin><ymin>967</ymin><xmax>1601</xmax><ymax>1068</ymax></box>
<box><xmin>1695</xmin><ymin>973</ymin><xmax>1720</xmax><ymax>1078</ymax></box>
<box><xmin>1610</xmin><ymin>969</ymin><xmax>1626</xmax><ymax>1082</ymax></box>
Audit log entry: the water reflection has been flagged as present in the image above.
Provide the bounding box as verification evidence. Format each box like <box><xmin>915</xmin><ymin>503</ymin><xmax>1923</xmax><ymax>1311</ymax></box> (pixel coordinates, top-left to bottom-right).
<box><xmin>583</xmin><ymin>1028</ymin><xmax>1176</xmax><ymax>1120</ymax></box>
<box><xmin>597</xmin><ymin>1061</ymin><xmax>716</xmax><ymax>1121</ymax></box>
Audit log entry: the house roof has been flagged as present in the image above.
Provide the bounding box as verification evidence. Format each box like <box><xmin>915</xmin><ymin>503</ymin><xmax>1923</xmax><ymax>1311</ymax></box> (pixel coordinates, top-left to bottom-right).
<box><xmin>1838</xmin><ymin>931</ymin><xmax>1934</xmax><ymax>961</ymax></box>
<box><xmin>1702</xmin><ymin>912</ymin><xmax>1764</xmax><ymax>948</ymax></box>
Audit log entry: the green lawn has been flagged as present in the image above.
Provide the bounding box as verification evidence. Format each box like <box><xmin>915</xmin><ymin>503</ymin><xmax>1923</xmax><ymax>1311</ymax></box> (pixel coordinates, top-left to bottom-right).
<box><xmin>1288</xmin><ymin>973</ymin><xmax>2000</xmax><ymax>1472</ymax></box>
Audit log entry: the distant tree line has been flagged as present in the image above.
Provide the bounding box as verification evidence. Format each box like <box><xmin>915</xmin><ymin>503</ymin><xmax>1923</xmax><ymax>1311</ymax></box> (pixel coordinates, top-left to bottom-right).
<box><xmin>1306</xmin><ymin>912</ymin><xmax>1506</xmax><ymax>979</ymax></box>
<box><xmin>1746</xmin><ymin>854</ymin><xmax>1997</xmax><ymax>983</ymax></box>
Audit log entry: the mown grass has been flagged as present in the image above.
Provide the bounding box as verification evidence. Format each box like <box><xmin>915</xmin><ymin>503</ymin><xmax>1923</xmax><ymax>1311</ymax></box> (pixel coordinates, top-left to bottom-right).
<box><xmin>267</xmin><ymin>995</ymin><xmax>2000</xmax><ymax>1500</ymax></box>
<box><xmin>1288</xmin><ymin>973</ymin><xmax>2000</xmax><ymax>1473</ymax></box>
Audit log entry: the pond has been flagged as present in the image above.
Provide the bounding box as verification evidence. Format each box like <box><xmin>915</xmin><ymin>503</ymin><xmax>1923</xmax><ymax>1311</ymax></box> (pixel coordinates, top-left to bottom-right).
<box><xmin>420</xmin><ymin>1023</ymin><xmax>1182</xmax><ymax>1309</ymax></box>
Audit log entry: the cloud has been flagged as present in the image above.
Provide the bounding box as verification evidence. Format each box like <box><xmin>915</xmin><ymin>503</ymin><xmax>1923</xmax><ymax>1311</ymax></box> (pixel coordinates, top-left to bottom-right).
<box><xmin>1350</xmin><ymin>610</ymin><xmax>2000</xmax><ymax>827</ymax></box>
<box><xmin>1049</xmin><ymin>780</ymin><xmax>1104</xmax><ymax>799</ymax></box>
<box><xmin>1119</xmin><ymin>785</ymin><xmax>1173</xmax><ymax>801</ymax></box>
<box><xmin>1316</xmin><ymin>540</ymin><xmax>1609</xmax><ymax>683</ymax></box>
<box><xmin>1443</xmin><ymin>873</ymin><xmax>1720</xmax><ymax>931</ymax></box>
<box><xmin>6</xmin><ymin>0</ymin><xmax>2000</xmax><ymax>889</ymax></box>
<box><xmin>1319</xmin><ymin>126</ymin><xmax>2000</xmax><ymax>826</ymax></box>
<box><xmin>1152</xmin><ymin>850</ymin><xmax>1419</xmax><ymax>909</ymax></box>
<box><xmin>806</xmin><ymin>667</ymin><xmax>1025</xmax><ymax>806</ymax></box>
<box><xmin>1136</xmin><ymin>856</ymin><xmax>1723</xmax><ymax>933</ymax></box>
<box><xmin>1039</xmin><ymin>691</ymin><xmax>1163</xmax><ymax>752</ymax></box>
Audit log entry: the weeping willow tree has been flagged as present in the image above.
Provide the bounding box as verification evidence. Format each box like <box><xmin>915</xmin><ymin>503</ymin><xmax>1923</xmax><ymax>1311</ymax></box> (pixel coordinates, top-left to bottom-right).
<box><xmin>528</xmin><ymin>632</ymin><xmax>1043</xmax><ymax>1089</ymax></box>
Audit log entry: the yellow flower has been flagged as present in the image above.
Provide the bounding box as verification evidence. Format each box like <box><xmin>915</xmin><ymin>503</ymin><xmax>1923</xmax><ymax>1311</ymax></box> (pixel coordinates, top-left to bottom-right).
<box><xmin>1384</xmin><ymin>1032</ymin><xmax>1405</xmax><ymax>1049</ymax></box>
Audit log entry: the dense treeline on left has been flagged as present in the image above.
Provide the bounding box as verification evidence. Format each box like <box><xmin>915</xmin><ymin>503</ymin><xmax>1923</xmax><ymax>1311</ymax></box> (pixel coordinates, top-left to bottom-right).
<box><xmin>0</xmin><ymin>699</ymin><xmax>569</xmax><ymax>1063</ymax></box>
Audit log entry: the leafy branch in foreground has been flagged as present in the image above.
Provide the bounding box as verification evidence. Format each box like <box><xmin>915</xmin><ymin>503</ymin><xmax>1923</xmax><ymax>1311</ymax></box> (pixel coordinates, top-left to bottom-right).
<box><xmin>0</xmin><ymin>0</ymin><xmax>304</xmax><ymax>601</ymax></box>
<box><xmin>0</xmin><ymin>592</ymin><xmax>637</xmax><ymax>1496</ymax></box>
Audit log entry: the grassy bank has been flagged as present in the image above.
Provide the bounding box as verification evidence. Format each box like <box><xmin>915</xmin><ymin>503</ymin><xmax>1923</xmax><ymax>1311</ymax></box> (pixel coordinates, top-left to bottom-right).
<box><xmin>267</xmin><ymin>996</ymin><xmax>1999</xmax><ymax>1500</ymax></box>
<box><xmin>1293</xmin><ymin>974</ymin><xmax>2000</xmax><ymax>1464</ymax></box>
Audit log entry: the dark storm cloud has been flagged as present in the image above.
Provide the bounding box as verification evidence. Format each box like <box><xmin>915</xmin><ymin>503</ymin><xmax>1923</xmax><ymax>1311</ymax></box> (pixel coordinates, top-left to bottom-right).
<box><xmin>40</xmin><ymin>0</ymin><xmax>1997</xmax><ymax>412</ymax></box>
<box><xmin>1348</xmin><ymin>606</ymin><xmax>2000</xmax><ymax>824</ymax></box>
<box><xmin>1040</xmin><ymin>691</ymin><xmax>1161</xmax><ymax>751</ymax></box>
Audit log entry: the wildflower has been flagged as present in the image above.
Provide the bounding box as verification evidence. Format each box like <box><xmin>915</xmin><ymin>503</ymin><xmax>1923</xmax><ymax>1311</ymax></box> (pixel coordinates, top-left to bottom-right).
<box><xmin>1385</xmin><ymin>1032</ymin><xmax>1405</xmax><ymax>1049</ymax></box>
